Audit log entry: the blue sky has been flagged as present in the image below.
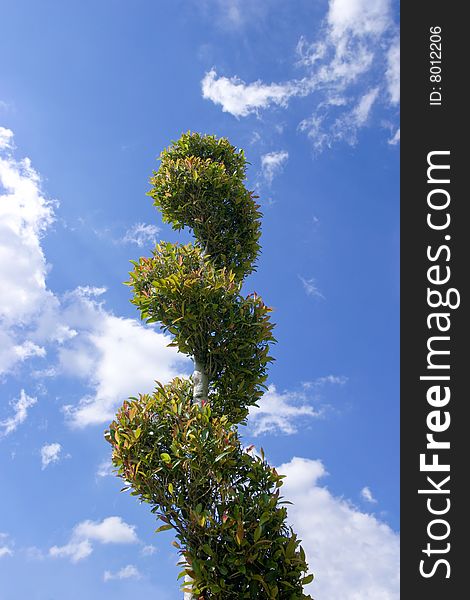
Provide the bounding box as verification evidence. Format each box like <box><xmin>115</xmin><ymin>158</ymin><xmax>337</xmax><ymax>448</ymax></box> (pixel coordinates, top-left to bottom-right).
<box><xmin>0</xmin><ymin>1</ymin><xmax>399</xmax><ymax>598</ymax></box>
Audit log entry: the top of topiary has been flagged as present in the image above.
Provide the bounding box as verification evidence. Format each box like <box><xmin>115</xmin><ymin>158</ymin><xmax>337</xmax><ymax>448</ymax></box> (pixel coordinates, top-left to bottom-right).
<box><xmin>148</xmin><ymin>132</ymin><xmax>262</xmax><ymax>281</ymax></box>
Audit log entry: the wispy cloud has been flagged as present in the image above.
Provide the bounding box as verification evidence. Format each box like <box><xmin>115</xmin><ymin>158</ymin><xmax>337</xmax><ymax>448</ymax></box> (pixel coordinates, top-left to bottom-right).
<box><xmin>0</xmin><ymin>390</ymin><xmax>37</xmax><ymax>437</ymax></box>
<box><xmin>299</xmin><ymin>276</ymin><xmax>325</xmax><ymax>299</ymax></box>
<box><xmin>280</xmin><ymin>457</ymin><xmax>399</xmax><ymax>599</ymax></box>
<box><xmin>303</xmin><ymin>375</ymin><xmax>348</xmax><ymax>388</ymax></box>
<box><xmin>249</xmin><ymin>373</ymin><xmax>348</xmax><ymax>436</ymax></box>
<box><xmin>198</xmin><ymin>0</ymin><xmax>271</xmax><ymax>31</ymax></box>
<box><xmin>202</xmin><ymin>69</ymin><xmax>310</xmax><ymax>118</ymax></box>
<box><xmin>41</xmin><ymin>442</ymin><xmax>62</xmax><ymax>469</ymax></box>
<box><xmin>388</xmin><ymin>128</ymin><xmax>400</xmax><ymax>146</ymax></box>
<box><xmin>260</xmin><ymin>150</ymin><xmax>289</xmax><ymax>185</ymax></box>
<box><xmin>361</xmin><ymin>486</ymin><xmax>378</xmax><ymax>504</ymax></box>
<box><xmin>249</xmin><ymin>384</ymin><xmax>322</xmax><ymax>436</ymax></box>
<box><xmin>96</xmin><ymin>457</ymin><xmax>114</xmax><ymax>478</ymax></box>
<box><xmin>122</xmin><ymin>223</ymin><xmax>160</xmax><ymax>248</ymax></box>
<box><xmin>141</xmin><ymin>544</ymin><xmax>157</xmax><ymax>556</ymax></box>
<box><xmin>0</xmin><ymin>534</ymin><xmax>13</xmax><ymax>558</ymax></box>
<box><xmin>386</xmin><ymin>36</ymin><xmax>400</xmax><ymax>105</ymax></box>
<box><xmin>104</xmin><ymin>564</ymin><xmax>142</xmax><ymax>582</ymax></box>
<box><xmin>49</xmin><ymin>539</ymin><xmax>93</xmax><ymax>563</ymax></box>
<box><xmin>50</xmin><ymin>516</ymin><xmax>138</xmax><ymax>563</ymax></box>
<box><xmin>298</xmin><ymin>86</ymin><xmax>380</xmax><ymax>151</ymax></box>
<box><xmin>202</xmin><ymin>0</ymin><xmax>399</xmax><ymax>151</ymax></box>
<box><xmin>354</xmin><ymin>88</ymin><xmax>380</xmax><ymax>126</ymax></box>
<box><xmin>0</xmin><ymin>126</ymin><xmax>14</xmax><ymax>149</ymax></box>
<box><xmin>0</xmin><ymin>546</ymin><xmax>13</xmax><ymax>558</ymax></box>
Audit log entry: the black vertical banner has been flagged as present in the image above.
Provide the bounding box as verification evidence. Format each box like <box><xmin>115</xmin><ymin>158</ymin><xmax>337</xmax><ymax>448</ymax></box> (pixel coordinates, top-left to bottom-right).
<box><xmin>401</xmin><ymin>4</ymin><xmax>467</xmax><ymax>599</ymax></box>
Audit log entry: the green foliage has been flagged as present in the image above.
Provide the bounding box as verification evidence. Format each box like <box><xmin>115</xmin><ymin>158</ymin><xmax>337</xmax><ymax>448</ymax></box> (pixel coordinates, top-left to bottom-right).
<box><xmin>128</xmin><ymin>242</ymin><xmax>275</xmax><ymax>423</ymax></box>
<box><xmin>106</xmin><ymin>379</ymin><xmax>312</xmax><ymax>598</ymax></box>
<box><xmin>105</xmin><ymin>132</ymin><xmax>313</xmax><ymax>598</ymax></box>
<box><xmin>149</xmin><ymin>132</ymin><xmax>262</xmax><ymax>280</ymax></box>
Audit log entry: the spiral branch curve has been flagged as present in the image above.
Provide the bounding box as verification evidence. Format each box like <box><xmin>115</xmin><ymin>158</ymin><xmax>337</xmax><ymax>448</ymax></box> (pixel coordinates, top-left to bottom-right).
<box><xmin>106</xmin><ymin>132</ymin><xmax>313</xmax><ymax>599</ymax></box>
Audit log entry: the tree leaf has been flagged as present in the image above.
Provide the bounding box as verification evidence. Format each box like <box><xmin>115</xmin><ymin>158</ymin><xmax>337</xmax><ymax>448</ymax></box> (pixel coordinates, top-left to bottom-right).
<box><xmin>155</xmin><ymin>523</ymin><xmax>173</xmax><ymax>533</ymax></box>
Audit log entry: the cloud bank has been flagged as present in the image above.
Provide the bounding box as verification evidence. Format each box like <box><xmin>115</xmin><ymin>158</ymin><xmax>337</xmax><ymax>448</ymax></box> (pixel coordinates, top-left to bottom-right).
<box><xmin>280</xmin><ymin>457</ymin><xmax>399</xmax><ymax>599</ymax></box>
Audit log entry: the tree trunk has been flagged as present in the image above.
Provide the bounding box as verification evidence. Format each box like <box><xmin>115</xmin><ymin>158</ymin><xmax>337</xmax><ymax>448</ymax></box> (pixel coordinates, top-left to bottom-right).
<box><xmin>193</xmin><ymin>356</ymin><xmax>208</xmax><ymax>406</ymax></box>
<box><xmin>184</xmin><ymin>356</ymin><xmax>208</xmax><ymax>598</ymax></box>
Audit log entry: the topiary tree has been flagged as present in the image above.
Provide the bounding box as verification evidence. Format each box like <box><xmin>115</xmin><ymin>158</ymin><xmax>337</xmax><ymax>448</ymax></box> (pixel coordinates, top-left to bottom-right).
<box><xmin>105</xmin><ymin>132</ymin><xmax>313</xmax><ymax>599</ymax></box>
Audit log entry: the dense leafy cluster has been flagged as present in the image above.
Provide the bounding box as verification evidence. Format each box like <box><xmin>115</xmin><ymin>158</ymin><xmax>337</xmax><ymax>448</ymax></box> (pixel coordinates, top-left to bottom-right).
<box><xmin>106</xmin><ymin>132</ymin><xmax>313</xmax><ymax>598</ymax></box>
<box><xmin>149</xmin><ymin>132</ymin><xmax>262</xmax><ymax>279</ymax></box>
<box><xmin>108</xmin><ymin>380</ymin><xmax>313</xmax><ymax>598</ymax></box>
<box><xmin>129</xmin><ymin>242</ymin><xmax>275</xmax><ymax>423</ymax></box>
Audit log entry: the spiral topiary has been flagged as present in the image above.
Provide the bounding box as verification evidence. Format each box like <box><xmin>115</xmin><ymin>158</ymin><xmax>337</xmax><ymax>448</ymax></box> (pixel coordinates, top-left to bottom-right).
<box><xmin>105</xmin><ymin>132</ymin><xmax>313</xmax><ymax>599</ymax></box>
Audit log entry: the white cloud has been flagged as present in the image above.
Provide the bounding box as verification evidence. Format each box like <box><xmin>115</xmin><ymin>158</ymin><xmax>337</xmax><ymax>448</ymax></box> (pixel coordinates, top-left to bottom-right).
<box><xmin>299</xmin><ymin>276</ymin><xmax>324</xmax><ymax>299</ymax></box>
<box><xmin>299</xmin><ymin>38</ymin><xmax>374</xmax><ymax>91</ymax></box>
<box><xmin>74</xmin><ymin>285</ymin><xmax>107</xmax><ymax>298</ymax></box>
<box><xmin>353</xmin><ymin>88</ymin><xmax>379</xmax><ymax>126</ymax></box>
<box><xmin>104</xmin><ymin>564</ymin><xmax>142</xmax><ymax>582</ymax></box>
<box><xmin>123</xmin><ymin>223</ymin><xmax>160</xmax><ymax>248</ymax></box>
<box><xmin>361</xmin><ymin>486</ymin><xmax>378</xmax><ymax>504</ymax></box>
<box><xmin>249</xmin><ymin>384</ymin><xmax>321</xmax><ymax>436</ymax></box>
<box><xmin>280</xmin><ymin>457</ymin><xmax>399</xmax><ymax>600</ymax></box>
<box><xmin>41</xmin><ymin>442</ymin><xmax>62</xmax><ymax>470</ymax></box>
<box><xmin>388</xmin><ymin>128</ymin><xmax>400</xmax><ymax>146</ymax></box>
<box><xmin>1</xmin><ymin>335</ymin><xmax>47</xmax><ymax>378</ymax></box>
<box><xmin>0</xmin><ymin>389</ymin><xmax>37</xmax><ymax>437</ymax></box>
<box><xmin>201</xmin><ymin>69</ymin><xmax>309</xmax><ymax>118</ymax></box>
<box><xmin>0</xmin><ymin>546</ymin><xmax>13</xmax><ymax>558</ymax></box>
<box><xmin>0</xmin><ymin>131</ymin><xmax>55</xmax><ymax>325</ymax></box>
<box><xmin>0</xmin><ymin>128</ymin><xmax>58</xmax><ymax>378</ymax></box>
<box><xmin>299</xmin><ymin>87</ymin><xmax>380</xmax><ymax>151</ymax></box>
<box><xmin>386</xmin><ymin>37</ymin><xmax>400</xmax><ymax>105</ymax></box>
<box><xmin>249</xmin><ymin>375</ymin><xmax>347</xmax><ymax>436</ymax></box>
<box><xmin>303</xmin><ymin>375</ymin><xmax>348</xmax><ymax>388</ymax></box>
<box><xmin>297</xmin><ymin>115</ymin><xmax>329</xmax><ymax>151</ymax></box>
<box><xmin>260</xmin><ymin>151</ymin><xmax>289</xmax><ymax>185</ymax></box>
<box><xmin>96</xmin><ymin>457</ymin><xmax>114</xmax><ymax>478</ymax></box>
<box><xmin>50</xmin><ymin>516</ymin><xmax>138</xmax><ymax>563</ymax></box>
<box><xmin>0</xmin><ymin>534</ymin><xmax>13</xmax><ymax>558</ymax></box>
<box><xmin>327</xmin><ymin>0</ymin><xmax>392</xmax><ymax>39</ymax></box>
<box><xmin>295</xmin><ymin>38</ymin><xmax>327</xmax><ymax>69</ymax></box>
<box><xmin>49</xmin><ymin>539</ymin><xmax>93</xmax><ymax>563</ymax></box>
<box><xmin>0</xmin><ymin>127</ymin><xmax>14</xmax><ymax>150</ymax></box>
<box><xmin>0</xmin><ymin>331</ymin><xmax>18</xmax><ymax>376</ymax></box>
<box><xmin>141</xmin><ymin>544</ymin><xmax>157</xmax><ymax>556</ymax></box>
<box><xmin>74</xmin><ymin>517</ymin><xmax>138</xmax><ymax>544</ymax></box>
<box><xmin>12</xmin><ymin>340</ymin><xmax>46</xmax><ymax>361</ymax></box>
